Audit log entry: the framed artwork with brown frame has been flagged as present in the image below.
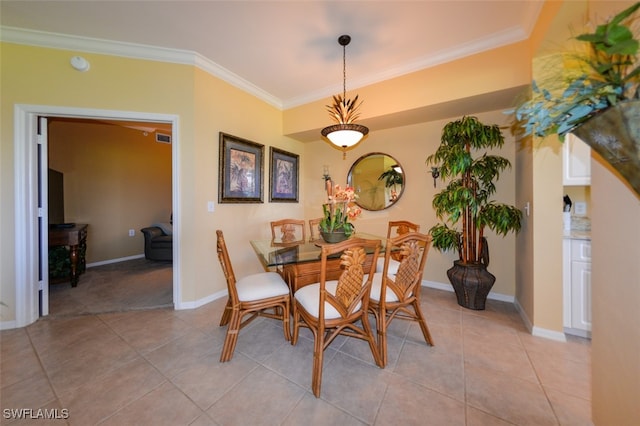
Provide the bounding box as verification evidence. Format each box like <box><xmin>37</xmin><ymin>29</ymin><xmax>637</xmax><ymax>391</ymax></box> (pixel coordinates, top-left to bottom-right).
<box><xmin>218</xmin><ymin>132</ymin><xmax>264</xmax><ymax>203</ymax></box>
<box><xmin>269</xmin><ymin>147</ymin><xmax>299</xmax><ymax>202</ymax></box>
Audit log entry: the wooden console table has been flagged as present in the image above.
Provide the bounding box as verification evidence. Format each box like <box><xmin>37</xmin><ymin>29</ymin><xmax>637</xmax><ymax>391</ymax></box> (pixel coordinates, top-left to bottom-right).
<box><xmin>49</xmin><ymin>224</ymin><xmax>88</xmax><ymax>287</ymax></box>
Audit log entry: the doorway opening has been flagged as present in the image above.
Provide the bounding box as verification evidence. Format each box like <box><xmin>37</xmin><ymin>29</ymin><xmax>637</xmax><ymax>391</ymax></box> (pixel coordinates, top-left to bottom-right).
<box><xmin>47</xmin><ymin>116</ymin><xmax>174</xmax><ymax>316</ymax></box>
<box><xmin>13</xmin><ymin>104</ymin><xmax>180</xmax><ymax>328</ymax></box>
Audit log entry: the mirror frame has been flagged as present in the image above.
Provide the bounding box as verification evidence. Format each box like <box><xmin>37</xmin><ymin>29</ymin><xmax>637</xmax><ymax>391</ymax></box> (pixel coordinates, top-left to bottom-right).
<box><xmin>347</xmin><ymin>152</ymin><xmax>405</xmax><ymax>211</ymax></box>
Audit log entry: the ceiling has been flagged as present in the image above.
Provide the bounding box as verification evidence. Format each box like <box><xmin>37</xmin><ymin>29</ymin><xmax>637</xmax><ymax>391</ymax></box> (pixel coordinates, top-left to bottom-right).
<box><xmin>1</xmin><ymin>1</ymin><xmax>544</xmax><ymax>110</ymax></box>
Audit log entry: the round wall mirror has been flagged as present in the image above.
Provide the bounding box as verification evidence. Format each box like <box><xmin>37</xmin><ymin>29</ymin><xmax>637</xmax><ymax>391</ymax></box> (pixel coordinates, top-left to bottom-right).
<box><xmin>347</xmin><ymin>152</ymin><xmax>405</xmax><ymax>211</ymax></box>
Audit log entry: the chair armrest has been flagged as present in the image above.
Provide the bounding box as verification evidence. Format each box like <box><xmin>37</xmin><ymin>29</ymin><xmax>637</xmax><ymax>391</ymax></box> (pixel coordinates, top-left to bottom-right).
<box><xmin>141</xmin><ymin>227</ymin><xmax>164</xmax><ymax>238</ymax></box>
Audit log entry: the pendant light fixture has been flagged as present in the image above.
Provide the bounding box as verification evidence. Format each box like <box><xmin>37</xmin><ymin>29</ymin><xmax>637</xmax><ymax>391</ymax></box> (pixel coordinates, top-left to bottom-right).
<box><xmin>321</xmin><ymin>35</ymin><xmax>369</xmax><ymax>159</ymax></box>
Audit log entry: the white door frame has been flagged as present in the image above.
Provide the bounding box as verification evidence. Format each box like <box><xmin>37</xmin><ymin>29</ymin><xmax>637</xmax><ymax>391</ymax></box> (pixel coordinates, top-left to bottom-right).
<box><xmin>13</xmin><ymin>104</ymin><xmax>181</xmax><ymax>328</ymax></box>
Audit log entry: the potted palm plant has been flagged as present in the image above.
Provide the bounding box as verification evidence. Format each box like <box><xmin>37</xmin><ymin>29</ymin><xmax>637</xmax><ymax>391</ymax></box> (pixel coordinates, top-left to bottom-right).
<box><xmin>378</xmin><ymin>167</ymin><xmax>403</xmax><ymax>202</ymax></box>
<box><xmin>426</xmin><ymin>116</ymin><xmax>522</xmax><ymax>310</ymax></box>
<box><xmin>511</xmin><ymin>2</ymin><xmax>640</xmax><ymax>196</ymax></box>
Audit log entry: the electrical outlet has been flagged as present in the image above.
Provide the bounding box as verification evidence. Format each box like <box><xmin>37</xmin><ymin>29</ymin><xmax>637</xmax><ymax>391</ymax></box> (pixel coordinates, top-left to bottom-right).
<box><xmin>128</xmin><ymin>229</ymin><xmax>135</xmax><ymax>237</ymax></box>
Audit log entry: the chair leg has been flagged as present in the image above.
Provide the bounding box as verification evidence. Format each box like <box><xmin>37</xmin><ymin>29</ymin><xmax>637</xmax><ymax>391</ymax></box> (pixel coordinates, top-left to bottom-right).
<box><xmin>362</xmin><ymin>312</ymin><xmax>384</xmax><ymax>368</ymax></box>
<box><xmin>281</xmin><ymin>301</ymin><xmax>291</xmax><ymax>341</ymax></box>
<box><xmin>413</xmin><ymin>300</ymin><xmax>434</xmax><ymax>346</ymax></box>
<box><xmin>291</xmin><ymin>303</ymin><xmax>299</xmax><ymax>345</ymax></box>
<box><xmin>220</xmin><ymin>310</ymin><xmax>242</xmax><ymax>362</ymax></box>
<box><xmin>311</xmin><ymin>327</ymin><xmax>324</xmax><ymax>397</ymax></box>
<box><xmin>376</xmin><ymin>308</ymin><xmax>388</xmax><ymax>368</ymax></box>
<box><xmin>219</xmin><ymin>298</ymin><xmax>232</xmax><ymax>326</ymax></box>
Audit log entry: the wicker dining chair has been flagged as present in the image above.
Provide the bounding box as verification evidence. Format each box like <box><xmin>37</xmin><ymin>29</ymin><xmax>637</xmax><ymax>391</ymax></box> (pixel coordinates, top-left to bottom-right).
<box><xmin>376</xmin><ymin>220</ymin><xmax>421</xmax><ymax>272</ymax></box>
<box><xmin>308</xmin><ymin>217</ymin><xmax>323</xmax><ymax>242</ymax></box>
<box><xmin>216</xmin><ymin>230</ymin><xmax>291</xmax><ymax>362</ymax></box>
<box><xmin>291</xmin><ymin>237</ymin><xmax>383</xmax><ymax>397</ymax></box>
<box><xmin>270</xmin><ymin>219</ymin><xmax>306</xmax><ymax>245</ymax></box>
<box><xmin>369</xmin><ymin>231</ymin><xmax>434</xmax><ymax>367</ymax></box>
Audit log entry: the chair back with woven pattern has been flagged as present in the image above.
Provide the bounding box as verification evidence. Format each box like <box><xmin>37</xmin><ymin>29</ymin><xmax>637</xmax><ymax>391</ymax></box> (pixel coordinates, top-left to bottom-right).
<box><xmin>386</xmin><ymin>220</ymin><xmax>420</xmax><ymax>239</ymax></box>
<box><xmin>372</xmin><ymin>231</ymin><xmax>434</xmax><ymax>367</ymax></box>
<box><xmin>381</xmin><ymin>232</ymin><xmax>432</xmax><ymax>301</ymax></box>
<box><xmin>216</xmin><ymin>230</ymin><xmax>239</xmax><ymax>304</ymax></box>
<box><xmin>270</xmin><ymin>219</ymin><xmax>306</xmax><ymax>244</ymax></box>
<box><xmin>319</xmin><ymin>238</ymin><xmax>380</xmax><ymax>321</ymax></box>
<box><xmin>308</xmin><ymin>218</ymin><xmax>322</xmax><ymax>241</ymax></box>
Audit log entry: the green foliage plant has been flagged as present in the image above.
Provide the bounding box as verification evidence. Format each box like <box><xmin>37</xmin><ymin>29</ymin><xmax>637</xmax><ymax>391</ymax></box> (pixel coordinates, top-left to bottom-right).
<box><xmin>426</xmin><ymin>116</ymin><xmax>522</xmax><ymax>265</ymax></box>
<box><xmin>510</xmin><ymin>2</ymin><xmax>640</xmax><ymax>139</ymax></box>
<box><xmin>378</xmin><ymin>168</ymin><xmax>404</xmax><ymax>189</ymax></box>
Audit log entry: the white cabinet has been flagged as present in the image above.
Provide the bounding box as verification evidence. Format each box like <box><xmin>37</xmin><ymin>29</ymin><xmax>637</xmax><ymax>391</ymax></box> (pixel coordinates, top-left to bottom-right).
<box><xmin>563</xmin><ymin>238</ymin><xmax>592</xmax><ymax>337</ymax></box>
<box><xmin>563</xmin><ymin>133</ymin><xmax>591</xmax><ymax>185</ymax></box>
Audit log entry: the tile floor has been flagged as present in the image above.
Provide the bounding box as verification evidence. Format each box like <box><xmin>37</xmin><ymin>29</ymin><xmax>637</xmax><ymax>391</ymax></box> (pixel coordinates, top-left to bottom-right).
<box><xmin>1</xmin><ymin>287</ymin><xmax>592</xmax><ymax>425</ymax></box>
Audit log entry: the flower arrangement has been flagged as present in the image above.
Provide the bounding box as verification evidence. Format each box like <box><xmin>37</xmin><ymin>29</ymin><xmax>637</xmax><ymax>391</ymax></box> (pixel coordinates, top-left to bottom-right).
<box><xmin>319</xmin><ymin>184</ymin><xmax>362</xmax><ymax>238</ymax></box>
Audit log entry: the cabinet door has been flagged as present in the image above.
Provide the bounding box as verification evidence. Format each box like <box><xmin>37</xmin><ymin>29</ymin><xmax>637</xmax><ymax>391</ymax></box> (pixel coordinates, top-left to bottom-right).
<box><xmin>563</xmin><ymin>133</ymin><xmax>591</xmax><ymax>185</ymax></box>
<box><xmin>571</xmin><ymin>260</ymin><xmax>592</xmax><ymax>332</ymax></box>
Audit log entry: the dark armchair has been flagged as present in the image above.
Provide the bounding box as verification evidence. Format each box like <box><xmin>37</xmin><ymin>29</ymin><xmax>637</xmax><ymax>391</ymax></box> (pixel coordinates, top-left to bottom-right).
<box><xmin>141</xmin><ymin>224</ymin><xmax>173</xmax><ymax>261</ymax></box>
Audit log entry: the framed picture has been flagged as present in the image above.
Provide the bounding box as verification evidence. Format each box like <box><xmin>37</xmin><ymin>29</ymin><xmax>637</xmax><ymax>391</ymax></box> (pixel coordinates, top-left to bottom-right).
<box><xmin>218</xmin><ymin>132</ymin><xmax>264</xmax><ymax>203</ymax></box>
<box><xmin>269</xmin><ymin>147</ymin><xmax>299</xmax><ymax>202</ymax></box>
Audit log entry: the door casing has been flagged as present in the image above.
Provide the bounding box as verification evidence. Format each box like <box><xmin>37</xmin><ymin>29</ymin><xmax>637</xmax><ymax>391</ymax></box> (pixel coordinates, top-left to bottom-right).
<box><xmin>12</xmin><ymin>104</ymin><xmax>181</xmax><ymax>328</ymax></box>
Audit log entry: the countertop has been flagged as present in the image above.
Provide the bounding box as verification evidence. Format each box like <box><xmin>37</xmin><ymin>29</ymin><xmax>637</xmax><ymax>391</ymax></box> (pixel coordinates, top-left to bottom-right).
<box><xmin>564</xmin><ymin>230</ymin><xmax>591</xmax><ymax>240</ymax></box>
<box><xmin>563</xmin><ymin>216</ymin><xmax>591</xmax><ymax>240</ymax></box>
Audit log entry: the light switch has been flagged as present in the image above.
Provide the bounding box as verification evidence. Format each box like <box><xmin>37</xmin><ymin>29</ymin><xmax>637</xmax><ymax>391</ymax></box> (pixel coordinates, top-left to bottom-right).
<box><xmin>207</xmin><ymin>201</ymin><xmax>215</xmax><ymax>212</ymax></box>
<box><xmin>575</xmin><ymin>202</ymin><xmax>587</xmax><ymax>215</ymax></box>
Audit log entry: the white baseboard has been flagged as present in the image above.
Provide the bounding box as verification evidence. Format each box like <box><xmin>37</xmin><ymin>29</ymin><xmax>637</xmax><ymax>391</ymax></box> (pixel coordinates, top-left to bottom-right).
<box><xmin>0</xmin><ymin>319</ymin><xmax>17</xmax><ymax>330</ymax></box>
<box><xmin>514</xmin><ymin>296</ymin><xmax>567</xmax><ymax>342</ymax></box>
<box><xmin>421</xmin><ymin>280</ymin><xmax>515</xmax><ymax>303</ymax></box>
<box><xmin>176</xmin><ymin>289</ymin><xmax>227</xmax><ymax>310</ymax></box>
<box><xmin>426</xmin><ymin>280</ymin><xmax>568</xmax><ymax>342</ymax></box>
<box><xmin>87</xmin><ymin>254</ymin><xmax>145</xmax><ymax>268</ymax></box>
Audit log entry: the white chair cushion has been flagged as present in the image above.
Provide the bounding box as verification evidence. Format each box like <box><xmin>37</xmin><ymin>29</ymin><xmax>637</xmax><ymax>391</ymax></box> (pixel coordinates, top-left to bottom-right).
<box><xmin>369</xmin><ymin>272</ymin><xmax>400</xmax><ymax>303</ymax></box>
<box><xmin>295</xmin><ymin>280</ymin><xmax>362</xmax><ymax>320</ymax></box>
<box><xmin>236</xmin><ymin>272</ymin><xmax>289</xmax><ymax>302</ymax></box>
<box><xmin>376</xmin><ymin>257</ymin><xmax>400</xmax><ymax>274</ymax></box>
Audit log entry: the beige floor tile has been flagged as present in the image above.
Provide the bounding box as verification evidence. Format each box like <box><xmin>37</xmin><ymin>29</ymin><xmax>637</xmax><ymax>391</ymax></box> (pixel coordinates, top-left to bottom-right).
<box><xmin>394</xmin><ymin>340</ymin><xmax>465</xmax><ymax>401</ymax></box>
<box><xmin>318</xmin><ymin>352</ymin><xmax>391</xmax><ymax>424</ymax></box>
<box><xmin>545</xmin><ymin>387</ymin><xmax>593</xmax><ymax>425</ymax></box>
<box><xmin>1</xmin><ymin>265</ymin><xmax>594</xmax><ymax>426</ymax></box>
<box><xmin>143</xmin><ymin>328</ymin><xmax>221</xmax><ymax>378</ymax></box>
<box><xmin>466</xmin><ymin>406</ymin><xmax>516</xmax><ymax>426</ymax></box>
<box><xmin>463</xmin><ymin>331</ymin><xmax>539</xmax><ymax>383</ymax></box>
<box><xmin>528</xmin><ymin>350</ymin><xmax>591</xmax><ymax>400</ymax></box>
<box><xmin>171</xmin><ymin>351</ymin><xmax>258</xmax><ymax>410</ymax></box>
<box><xmin>57</xmin><ymin>357</ymin><xmax>166</xmax><ymax>425</ymax></box>
<box><xmin>283</xmin><ymin>393</ymin><xmax>367</xmax><ymax>425</ymax></box>
<box><xmin>45</xmin><ymin>337</ymin><xmax>141</xmax><ymax>395</ymax></box>
<box><xmin>0</xmin><ymin>370</ymin><xmax>57</xmax><ymax>413</ymax></box>
<box><xmin>206</xmin><ymin>366</ymin><xmax>306</xmax><ymax>425</ymax></box>
<box><xmin>375</xmin><ymin>379</ymin><xmax>466</xmax><ymax>425</ymax></box>
<box><xmin>263</xmin><ymin>334</ymin><xmax>339</xmax><ymax>390</ymax></box>
<box><xmin>99</xmin><ymin>381</ymin><xmax>203</xmax><ymax>425</ymax></box>
<box><xmin>465</xmin><ymin>363</ymin><xmax>557</xmax><ymax>425</ymax></box>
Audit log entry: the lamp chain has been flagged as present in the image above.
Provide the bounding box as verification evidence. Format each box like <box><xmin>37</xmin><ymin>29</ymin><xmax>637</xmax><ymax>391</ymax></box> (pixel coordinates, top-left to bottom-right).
<box><xmin>342</xmin><ymin>43</ymin><xmax>347</xmax><ymax>106</ymax></box>
<box><xmin>342</xmin><ymin>42</ymin><xmax>347</xmax><ymax>160</ymax></box>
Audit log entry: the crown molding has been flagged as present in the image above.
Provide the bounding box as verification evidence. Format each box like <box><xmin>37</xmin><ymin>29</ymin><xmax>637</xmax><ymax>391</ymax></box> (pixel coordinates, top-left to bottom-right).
<box><xmin>0</xmin><ymin>26</ymin><xmax>283</xmax><ymax>109</ymax></box>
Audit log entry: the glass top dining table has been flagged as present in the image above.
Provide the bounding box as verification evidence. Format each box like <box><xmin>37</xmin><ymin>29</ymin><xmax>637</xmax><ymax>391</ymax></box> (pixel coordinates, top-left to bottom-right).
<box><xmin>250</xmin><ymin>232</ymin><xmax>386</xmax><ymax>270</ymax></box>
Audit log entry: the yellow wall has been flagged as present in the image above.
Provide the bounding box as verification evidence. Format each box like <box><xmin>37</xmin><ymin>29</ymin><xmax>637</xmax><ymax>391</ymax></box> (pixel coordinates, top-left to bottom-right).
<box><xmin>48</xmin><ymin>120</ymin><xmax>172</xmax><ymax>263</ymax></box>
<box><xmin>303</xmin><ymin>110</ymin><xmax>518</xmax><ymax>296</ymax></box>
<box><xmin>590</xmin><ymin>154</ymin><xmax>640</xmax><ymax>424</ymax></box>
<box><xmin>0</xmin><ymin>43</ymin><xmax>303</xmax><ymax>319</ymax></box>
<box><xmin>584</xmin><ymin>2</ymin><xmax>640</xmax><ymax>424</ymax></box>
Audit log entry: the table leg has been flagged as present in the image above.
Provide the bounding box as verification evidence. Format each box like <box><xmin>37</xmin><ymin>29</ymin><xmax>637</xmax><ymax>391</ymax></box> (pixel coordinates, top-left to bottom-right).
<box><xmin>69</xmin><ymin>244</ymin><xmax>79</xmax><ymax>287</ymax></box>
